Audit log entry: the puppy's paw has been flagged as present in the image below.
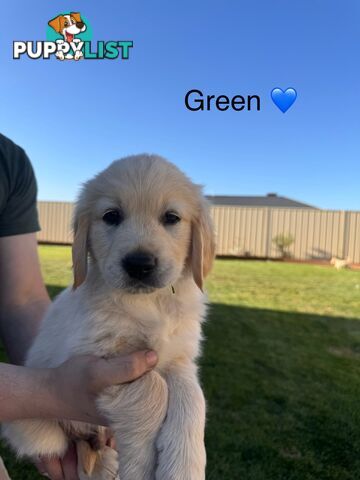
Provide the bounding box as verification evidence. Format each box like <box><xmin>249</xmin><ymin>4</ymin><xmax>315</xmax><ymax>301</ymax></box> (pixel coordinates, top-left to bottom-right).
<box><xmin>55</xmin><ymin>51</ymin><xmax>65</xmax><ymax>61</ymax></box>
<box><xmin>99</xmin><ymin>446</ymin><xmax>119</xmax><ymax>479</ymax></box>
<box><xmin>77</xmin><ymin>444</ymin><xmax>119</xmax><ymax>480</ymax></box>
<box><xmin>74</xmin><ymin>50</ymin><xmax>84</xmax><ymax>61</ymax></box>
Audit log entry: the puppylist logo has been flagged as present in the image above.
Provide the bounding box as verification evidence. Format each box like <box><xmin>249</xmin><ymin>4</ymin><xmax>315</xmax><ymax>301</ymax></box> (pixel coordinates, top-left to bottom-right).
<box><xmin>13</xmin><ymin>12</ymin><xmax>133</xmax><ymax>61</ymax></box>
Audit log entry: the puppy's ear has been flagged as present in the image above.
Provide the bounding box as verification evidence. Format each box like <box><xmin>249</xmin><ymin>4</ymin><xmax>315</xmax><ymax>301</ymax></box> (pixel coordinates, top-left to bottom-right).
<box><xmin>191</xmin><ymin>199</ymin><xmax>215</xmax><ymax>291</ymax></box>
<box><xmin>71</xmin><ymin>12</ymin><xmax>82</xmax><ymax>23</ymax></box>
<box><xmin>72</xmin><ymin>213</ymin><xmax>90</xmax><ymax>290</ymax></box>
<box><xmin>48</xmin><ymin>15</ymin><xmax>62</xmax><ymax>33</ymax></box>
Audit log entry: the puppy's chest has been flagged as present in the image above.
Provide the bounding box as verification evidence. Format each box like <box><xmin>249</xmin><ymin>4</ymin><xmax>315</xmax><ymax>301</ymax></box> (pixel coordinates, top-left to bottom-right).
<box><xmin>90</xmin><ymin>296</ymin><xmax>202</xmax><ymax>368</ymax></box>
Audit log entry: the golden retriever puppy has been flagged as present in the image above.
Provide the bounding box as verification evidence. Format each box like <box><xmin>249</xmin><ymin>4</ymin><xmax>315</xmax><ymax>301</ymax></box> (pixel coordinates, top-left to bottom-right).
<box><xmin>2</xmin><ymin>155</ymin><xmax>215</xmax><ymax>480</ymax></box>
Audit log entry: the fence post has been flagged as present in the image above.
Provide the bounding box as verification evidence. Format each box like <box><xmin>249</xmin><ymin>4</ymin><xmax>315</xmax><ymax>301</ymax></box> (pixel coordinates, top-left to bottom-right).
<box><xmin>265</xmin><ymin>208</ymin><xmax>272</xmax><ymax>258</ymax></box>
<box><xmin>342</xmin><ymin>210</ymin><xmax>350</xmax><ymax>260</ymax></box>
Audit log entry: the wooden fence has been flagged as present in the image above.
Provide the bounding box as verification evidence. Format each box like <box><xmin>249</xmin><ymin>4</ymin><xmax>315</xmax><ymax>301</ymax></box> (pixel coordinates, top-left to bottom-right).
<box><xmin>37</xmin><ymin>202</ymin><xmax>360</xmax><ymax>263</ymax></box>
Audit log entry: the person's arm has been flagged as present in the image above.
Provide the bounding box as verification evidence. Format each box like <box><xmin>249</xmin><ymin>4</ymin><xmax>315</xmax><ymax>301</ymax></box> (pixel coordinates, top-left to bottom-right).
<box><xmin>0</xmin><ymin>351</ymin><xmax>158</xmax><ymax>423</ymax></box>
<box><xmin>0</xmin><ymin>352</ymin><xmax>157</xmax><ymax>480</ymax></box>
<box><xmin>0</xmin><ymin>232</ymin><xmax>158</xmax><ymax>480</ymax></box>
<box><xmin>0</xmin><ymin>233</ymin><xmax>50</xmax><ymax>364</ymax></box>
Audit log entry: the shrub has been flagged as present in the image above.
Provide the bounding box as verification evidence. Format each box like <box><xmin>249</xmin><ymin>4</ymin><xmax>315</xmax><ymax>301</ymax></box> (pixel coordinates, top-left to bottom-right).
<box><xmin>273</xmin><ymin>233</ymin><xmax>294</xmax><ymax>258</ymax></box>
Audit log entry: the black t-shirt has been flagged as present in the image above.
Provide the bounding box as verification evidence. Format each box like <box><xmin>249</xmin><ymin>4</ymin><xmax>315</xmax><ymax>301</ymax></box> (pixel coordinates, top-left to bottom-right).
<box><xmin>0</xmin><ymin>134</ymin><xmax>40</xmax><ymax>237</ymax></box>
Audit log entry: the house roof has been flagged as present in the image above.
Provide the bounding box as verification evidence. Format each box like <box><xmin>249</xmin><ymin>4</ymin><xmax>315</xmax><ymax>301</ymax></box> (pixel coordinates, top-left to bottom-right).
<box><xmin>205</xmin><ymin>194</ymin><xmax>317</xmax><ymax>209</ymax></box>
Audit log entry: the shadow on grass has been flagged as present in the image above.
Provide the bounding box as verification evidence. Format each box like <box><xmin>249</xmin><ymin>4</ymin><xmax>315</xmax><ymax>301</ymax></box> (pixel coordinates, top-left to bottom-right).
<box><xmin>1</xmin><ymin>292</ymin><xmax>360</xmax><ymax>480</ymax></box>
<box><xmin>202</xmin><ymin>303</ymin><xmax>360</xmax><ymax>480</ymax></box>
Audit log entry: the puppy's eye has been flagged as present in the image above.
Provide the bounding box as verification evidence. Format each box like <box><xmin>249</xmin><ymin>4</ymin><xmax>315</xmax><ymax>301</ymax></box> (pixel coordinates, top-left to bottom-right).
<box><xmin>64</xmin><ymin>21</ymin><xmax>69</xmax><ymax>27</ymax></box>
<box><xmin>162</xmin><ymin>211</ymin><xmax>181</xmax><ymax>226</ymax></box>
<box><xmin>102</xmin><ymin>209</ymin><xmax>123</xmax><ymax>226</ymax></box>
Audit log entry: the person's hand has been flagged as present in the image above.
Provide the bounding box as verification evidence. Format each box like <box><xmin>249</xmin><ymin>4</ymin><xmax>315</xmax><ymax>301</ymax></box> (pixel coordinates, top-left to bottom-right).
<box><xmin>35</xmin><ymin>350</ymin><xmax>157</xmax><ymax>479</ymax></box>
<box><xmin>48</xmin><ymin>349</ymin><xmax>158</xmax><ymax>425</ymax></box>
<box><xmin>35</xmin><ymin>435</ymin><xmax>117</xmax><ymax>480</ymax></box>
<box><xmin>34</xmin><ymin>443</ymin><xmax>78</xmax><ymax>480</ymax></box>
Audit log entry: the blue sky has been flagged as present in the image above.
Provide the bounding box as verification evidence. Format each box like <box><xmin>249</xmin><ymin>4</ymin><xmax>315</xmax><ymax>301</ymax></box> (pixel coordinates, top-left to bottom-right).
<box><xmin>1</xmin><ymin>0</ymin><xmax>359</xmax><ymax>209</ymax></box>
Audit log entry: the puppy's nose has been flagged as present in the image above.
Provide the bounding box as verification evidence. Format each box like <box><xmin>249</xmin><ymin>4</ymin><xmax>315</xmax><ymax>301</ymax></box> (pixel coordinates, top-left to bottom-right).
<box><xmin>122</xmin><ymin>251</ymin><xmax>157</xmax><ymax>280</ymax></box>
<box><xmin>76</xmin><ymin>21</ymin><xmax>85</xmax><ymax>29</ymax></box>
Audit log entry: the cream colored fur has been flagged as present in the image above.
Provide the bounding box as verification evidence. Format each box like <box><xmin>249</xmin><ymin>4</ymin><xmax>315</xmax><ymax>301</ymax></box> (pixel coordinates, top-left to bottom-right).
<box><xmin>2</xmin><ymin>155</ymin><xmax>215</xmax><ymax>480</ymax></box>
<box><xmin>330</xmin><ymin>256</ymin><xmax>351</xmax><ymax>270</ymax></box>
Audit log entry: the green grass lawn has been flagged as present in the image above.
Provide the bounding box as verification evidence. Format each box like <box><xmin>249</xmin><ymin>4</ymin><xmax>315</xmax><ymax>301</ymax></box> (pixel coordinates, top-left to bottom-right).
<box><xmin>1</xmin><ymin>246</ymin><xmax>360</xmax><ymax>479</ymax></box>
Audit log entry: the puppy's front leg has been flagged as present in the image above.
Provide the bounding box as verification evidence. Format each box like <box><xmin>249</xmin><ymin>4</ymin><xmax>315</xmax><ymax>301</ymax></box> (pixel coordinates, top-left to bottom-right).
<box><xmin>98</xmin><ymin>370</ymin><xmax>168</xmax><ymax>480</ymax></box>
<box><xmin>155</xmin><ymin>363</ymin><xmax>206</xmax><ymax>480</ymax></box>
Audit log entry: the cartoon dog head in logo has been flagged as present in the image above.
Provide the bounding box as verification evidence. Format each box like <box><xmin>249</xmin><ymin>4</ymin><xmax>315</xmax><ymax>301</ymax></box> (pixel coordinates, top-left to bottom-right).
<box><xmin>48</xmin><ymin>13</ymin><xmax>87</xmax><ymax>60</ymax></box>
<box><xmin>48</xmin><ymin>13</ymin><xmax>86</xmax><ymax>42</ymax></box>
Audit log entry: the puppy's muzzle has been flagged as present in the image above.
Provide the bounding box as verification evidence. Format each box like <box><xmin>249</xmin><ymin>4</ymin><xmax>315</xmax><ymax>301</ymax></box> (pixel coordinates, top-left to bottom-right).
<box><xmin>76</xmin><ymin>21</ymin><xmax>85</xmax><ymax>29</ymax></box>
<box><xmin>122</xmin><ymin>251</ymin><xmax>158</xmax><ymax>281</ymax></box>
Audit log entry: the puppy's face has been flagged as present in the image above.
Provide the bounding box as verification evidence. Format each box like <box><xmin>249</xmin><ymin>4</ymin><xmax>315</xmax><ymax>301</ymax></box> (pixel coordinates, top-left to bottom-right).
<box><xmin>73</xmin><ymin>156</ymin><xmax>215</xmax><ymax>293</ymax></box>
<box><xmin>48</xmin><ymin>13</ymin><xmax>86</xmax><ymax>42</ymax></box>
<box><xmin>90</xmin><ymin>187</ymin><xmax>192</xmax><ymax>294</ymax></box>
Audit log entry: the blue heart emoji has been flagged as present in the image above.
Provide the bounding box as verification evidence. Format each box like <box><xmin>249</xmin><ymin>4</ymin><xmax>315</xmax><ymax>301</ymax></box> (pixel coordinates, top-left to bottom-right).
<box><xmin>271</xmin><ymin>88</ymin><xmax>297</xmax><ymax>113</ymax></box>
